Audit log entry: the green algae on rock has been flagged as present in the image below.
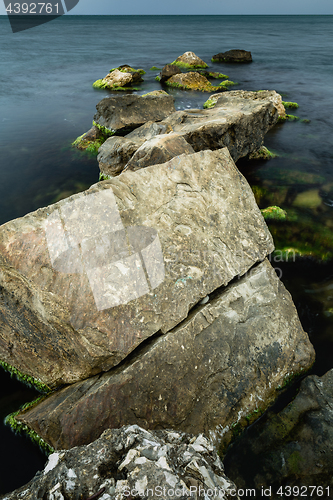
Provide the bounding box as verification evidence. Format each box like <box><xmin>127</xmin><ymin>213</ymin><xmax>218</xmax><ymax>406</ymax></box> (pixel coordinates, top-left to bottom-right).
<box><xmin>219</xmin><ymin>80</ymin><xmax>237</xmax><ymax>88</ymax></box>
<box><xmin>150</xmin><ymin>66</ymin><xmax>161</xmax><ymax>70</ymax></box>
<box><xmin>278</xmin><ymin>114</ymin><xmax>300</xmax><ymax>122</ymax></box>
<box><xmin>197</xmin><ymin>70</ymin><xmax>229</xmax><ymax>79</ymax></box>
<box><xmin>166</xmin><ymin>72</ymin><xmax>225</xmax><ymax>92</ymax></box>
<box><xmin>171</xmin><ymin>51</ymin><xmax>208</xmax><ymax>69</ymax></box>
<box><xmin>0</xmin><ymin>360</ymin><xmax>50</xmax><ymax>394</ymax></box>
<box><xmin>249</xmin><ymin>146</ymin><xmax>278</xmax><ymax>160</ymax></box>
<box><xmin>72</xmin><ymin>122</ymin><xmax>115</xmax><ymax>154</ymax></box>
<box><xmin>261</xmin><ymin>206</ymin><xmax>287</xmax><ymax>221</ymax></box>
<box><xmin>282</xmin><ymin>101</ymin><xmax>299</xmax><ymax>109</ymax></box>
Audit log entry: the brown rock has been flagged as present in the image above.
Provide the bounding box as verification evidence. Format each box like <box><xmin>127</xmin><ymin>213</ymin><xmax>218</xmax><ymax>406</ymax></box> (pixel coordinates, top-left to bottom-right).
<box><xmin>166</xmin><ymin>72</ymin><xmax>224</xmax><ymax>92</ymax></box>
<box><xmin>212</xmin><ymin>50</ymin><xmax>252</xmax><ymax>63</ymax></box>
<box><xmin>159</xmin><ymin>63</ymin><xmax>182</xmax><ymax>83</ymax></box>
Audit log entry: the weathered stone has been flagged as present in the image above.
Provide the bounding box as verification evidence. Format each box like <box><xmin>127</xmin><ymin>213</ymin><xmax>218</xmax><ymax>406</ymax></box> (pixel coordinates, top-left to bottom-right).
<box><xmin>205</xmin><ymin>90</ymin><xmax>286</xmax><ymax>118</ymax></box>
<box><xmin>212</xmin><ymin>50</ymin><xmax>252</xmax><ymax>63</ymax></box>
<box><xmin>166</xmin><ymin>72</ymin><xmax>223</xmax><ymax>92</ymax></box>
<box><xmin>103</xmin><ymin>68</ymin><xmax>133</xmax><ymax>87</ymax></box>
<box><xmin>16</xmin><ymin>259</ymin><xmax>314</xmax><ymax>450</ymax></box>
<box><xmin>93</xmin><ymin>94</ymin><xmax>176</xmax><ymax>134</ymax></box>
<box><xmin>124</xmin><ymin>134</ymin><xmax>195</xmax><ymax>172</ymax></box>
<box><xmin>1</xmin><ymin>426</ymin><xmax>240</xmax><ymax>500</ymax></box>
<box><xmin>97</xmin><ymin>136</ymin><xmax>139</xmax><ymax>177</ymax></box>
<box><xmin>225</xmin><ymin>369</ymin><xmax>333</xmax><ymax>496</ymax></box>
<box><xmin>0</xmin><ymin>149</ymin><xmax>274</xmax><ymax>389</ymax></box>
<box><xmin>159</xmin><ymin>63</ymin><xmax>183</xmax><ymax>83</ymax></box>
<box><xmin>171</xmin><ymin>51</ymin><xmax>208</xmax><ymax>68</ymax></box>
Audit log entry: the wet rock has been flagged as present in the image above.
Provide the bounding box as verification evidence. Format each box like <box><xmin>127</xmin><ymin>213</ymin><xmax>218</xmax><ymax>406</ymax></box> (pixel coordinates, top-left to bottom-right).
<box><xmin>1</xmin><ymin>425</ymin><xmax>240</xmax><ymax>500</ymax></box>
<box><xmin>171</xmin><ymin>51</ymin><xmax>208</xmax><ymax>68</ymax></box>
<box><xmin>204</xmin><ymin>90</ymin><xmax>286</xmax><ymax>118</ymax></box>
<box><xmin>225</xmin><ymin>369</ymin><xmax>333</xmax><ymax>496</ymax></box>
<box><xmin>98</xmin><ymin>92</ymin><xmax>279</xmax><ymax>177</ymax></box>
<box><xmin>123</xmin><ymin>134</ymin><xmax>195</xmax><ymax>172</ymax></box>
<box><xmin>159</xmin><ymin>63</ymin><xmax>183</xmax><ymax>83</ymax></box>
<box><xmin>249</xmin><ymin>146</ymin><xmax>277</xmax><ymax>160</ymax></box>
<box><xmin>93</xmin><ymin>94</ymin><xmax>176</xmax><ymax>134</ymax></box>
<box><xmin>166</xmin><ymin>72</ymin><xmax>223</xmax><ymax>92</ymax></box>
<box><xmin>0</xmin><ymin>148</ymin><xmax>274</xmax><ymax>388</ymax></box>
<box><xmin>212</xmin><ymin>50</ymin><xmax>252</xmax><ymax>63</ymax></box>
<box><xmin>72</xmin><ymin>125</ymin><xmax>107</xmax><ymax>153</ymax></box>
<box><xmin>16</xmin><ymin>259</ymin><xmax>314</xmax><ymax>450</ymax></box>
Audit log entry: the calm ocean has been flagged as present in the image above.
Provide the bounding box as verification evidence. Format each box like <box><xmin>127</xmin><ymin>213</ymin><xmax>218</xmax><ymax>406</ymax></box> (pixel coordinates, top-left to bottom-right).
<box><xmin>0</xmin><ymin>14</ymin><xmax>333</xmax><ymax>494</ymax></box>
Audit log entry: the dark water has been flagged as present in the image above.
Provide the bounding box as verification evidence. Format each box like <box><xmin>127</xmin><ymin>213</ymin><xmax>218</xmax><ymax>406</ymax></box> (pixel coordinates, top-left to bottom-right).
<box><xmin>0</xmin><ymin>14</ymin><xmax>333</xmax><ymax>494</ymax></box>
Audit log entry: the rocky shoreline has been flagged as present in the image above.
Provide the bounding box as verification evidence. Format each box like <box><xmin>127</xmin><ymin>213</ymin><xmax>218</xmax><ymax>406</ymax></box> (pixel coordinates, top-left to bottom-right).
<box><xmin>1</xmin><ymin>51</ymin><xmax>331</xmax><ymax>499</ymax></box>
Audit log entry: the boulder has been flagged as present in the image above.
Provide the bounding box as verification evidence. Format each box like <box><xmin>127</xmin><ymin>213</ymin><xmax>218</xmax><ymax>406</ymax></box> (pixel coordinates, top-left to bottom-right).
<box><xmin>124</xmin><ymin>134</ymin><xmax>195</xmax><ymax>172</ymax></box>
<box><xmin>171</xmin><ymin>51</ymin><xmax>208</xmax><ymax>68</ymax></box>
<box><xmin>2</xmin><ymin>425</ymin><xmax>240</xmax><ymax>500</ymax></box>
<box><xmin>166</xmin><ymin>72</ymin><xmax>224</xmax><ymax>92</ymax></box>
<box><xmin>93</xmin><ymin>94</ymin><xmax>176</xmax><ymax>134</ymax></box>
<box><xmin>204</xmin><ymin>90</ymin><xmax>286</xmax><ymax>118</ymax></box>
<box><xmin>15</xmin><ymin>259</ymin><xmax>315</xmax><ymax>450</ymax></box>
<box><xmin>212</xmin><ymin>50</ymin><xmax>252</xmax><ymax>63</ymax></box>
<box><xmin>225</xmin><ymin>369</ymin><xmax>333</xmax><ymax>495</ymax></box>
<box><xmin>159</xmin><ymin>63</ymin><xmax>182</xmax><ymax>83</ymax></box>
<box><xmin>97</xmin><ymin>94</ymin><xmax>279</xmax><ymax>176</ymax></box>
<box><xmin>0</xmin><ymin>149</ymin><xmax>274</xmax><ymax>389</ymax></box>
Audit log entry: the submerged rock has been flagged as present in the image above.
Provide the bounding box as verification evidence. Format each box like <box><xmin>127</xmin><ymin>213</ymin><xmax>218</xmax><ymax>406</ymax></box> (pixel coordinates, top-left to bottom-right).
<box><xmin>212</xmin><ymin>50</ymin><xmax>252</xmax><ymax>63</ymax></box>
<box><xmin>0</xmin><ymin>149</ymin><xmax>274</xmax><ymax>389</ymax></box>
<box><xmin>171</xmin><ymin>51</ymin><xmax>208</xmax><ymax>68</ymax></box>
<box><xmin>15</xmin><ymin>259</ymin><xmax>315</xmax><ymax>450</ymax></box>
<box><xmin>166</xmin><ymin>72</ymin><xmax>224</xmax><ymax>92</ymax></box>
<box><xmin>2</xmin><ymin>425</ymin><xmax>240</xmax><ymax>500</ymax></box>
<box><xmin>98</xmin><ymin>92</ymin><xmax>280</xmax><ymax>177</ymax></box>
<box><xmin>93</xmin><ymin>93</ymin><xmax>176</xmax><ymax>134</ymax></box>
<box><xmin>225</xmin><ymin>369</ymin><xmax>333</xmax><ymax>496</ymax></box>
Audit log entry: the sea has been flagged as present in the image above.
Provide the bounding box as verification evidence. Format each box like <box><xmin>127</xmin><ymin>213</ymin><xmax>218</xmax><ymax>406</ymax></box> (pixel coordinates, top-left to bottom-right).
<box><xmin>0</xmin><ymin>14</ymin><xmax>332</xmax><ymax>494</ymax></box>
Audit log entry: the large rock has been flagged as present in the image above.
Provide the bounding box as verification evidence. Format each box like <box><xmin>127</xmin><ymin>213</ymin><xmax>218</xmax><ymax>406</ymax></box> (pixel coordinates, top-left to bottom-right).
<box><xmin>124</xmin><ymin>134</ymin><xmax>195</xmax><ymax>172</ymax></box>
<box><xmin>212</xmin><ymin>50</ymin><xmax>252</xmax><ymax>63</ymax></box>
<box><xmin>206</xmin><ymin>90</ymin><xmax>286</xmax><ymax>118</ymax></box>
<box><xmin>0</xmin><ymin>149</ymin><xmax>274</xmax><ymax>389</ymax></box>
<box><xmin>171</xmin><ymin>51</ymin><xmax>208</xmax><ymax>68</ymax></box>
<box><xmin>98</xmin><ymin>93</ymin><xmax>279</xmax><ymax>177</ymax></box>
<box><xmin>93</xmin><ymin>94</ymin><xmax>176</xmax><ymax>134</ymax></box>
<box><xmin>15</xmin><ymin>259</ymin><xmax>314</xmax><ymax>450</ymax></box>
<box><xmin>166</xmin><ymin>72</ymin><xmax>223</xmax><ymax>92</ymax></box>
<box><xmin>1</xmin><ymin>425</ymin><xmax>240</xmax><ymax>500</ymax></box>
<box><xmin>225</xmin><ymin>369</ymin><xmax>333</xmax><ymax>496</ymax></box>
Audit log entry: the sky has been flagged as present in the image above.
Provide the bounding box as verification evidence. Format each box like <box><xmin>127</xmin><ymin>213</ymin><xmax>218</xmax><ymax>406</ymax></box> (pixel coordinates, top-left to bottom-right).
<box><xmin>1</xmin><ymin>0</ymin><xmax>333</xmax><ymax>15</ymax></box>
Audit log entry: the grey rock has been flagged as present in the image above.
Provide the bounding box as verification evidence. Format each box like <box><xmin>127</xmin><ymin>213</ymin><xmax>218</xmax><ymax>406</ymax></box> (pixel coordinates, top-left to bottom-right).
<box><xmin>159</xmin><ymin>63</ymin><xmax>182</xmax><ymax>83</ymax></box>
<box><xmin>16</xmin><ymin>259</ymin><xmax>314</xmax><ymax>450</ymax></box>
<box><xmin>97</xmin><ymin>137</ymin><xmax>139</xmax><ymax>177</ymax></box>
<box><xmin>226</xmin><ymin>369</ymin><xmax>333</xmax><ymax>496</ymax></box>
<box><xmin>0</xmin><ymin>148</ymin><xmax>274</xmax><ymax>388</ymax></box>
<box><xmin>209</xmin><ymin>90</ymin><xmax>286</xmax><ymax>118</ymax></box>
<box><xmin>0</xmin><ymin>425</ymin><xmax>240</xmax><ymax>500</ymax></box>
<box><xmin>98</xmin><ymin>93</ymin><xmax>279</xmax><ymax>177</ymax></box>
<box><xmin>93</xmin><ymin>94</ymin><xmax>176</xmax><ymax>134</ymax></box>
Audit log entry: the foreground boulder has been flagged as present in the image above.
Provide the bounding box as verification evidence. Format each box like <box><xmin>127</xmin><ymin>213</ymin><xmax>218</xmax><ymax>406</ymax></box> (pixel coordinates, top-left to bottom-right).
<box><xmin>98</xmin><ymin>92</ymin><xmax>280</xmax><ymax>178</ymax></box>
<box><xmin>166</xmin><ymin>72</ymin><xmax>224</xmax><ymax>92</ymax></box>
<box><xmin>225</xmin><ymin>369</ymin><xmax>333</xmax><ymax>496</ymax></box>
<box><xmin>1</xmin><ymin>425</ymin><xmax>240</xmax><ymax>500</ymax></box>
<box><xmin>93</xmin><ymin>93</ymin><xmax>176</xmax><ymax>134</ymax></box>
<box><xmin>171</xmin><ymin>51</ymin><xmax>208</xmax><ymax>68</ymax></box>
<box><xmin>203</xmin><ymin>90</ymin><xmax>286</xmax><ymax>117</ymax></box>
<box><xmin>0</xmin><ymin>149</ymin><xmax>274</xmax><ymax>389</ymax></box>
<box><xmin>212</xmin><ymin>50</ymin><xmax>252</xmax><ymax>63</ymax></box>
<box><xmin>15</xmin><ymin>259</ymin><xmax>314</xmax><ymax>450</ymax></box>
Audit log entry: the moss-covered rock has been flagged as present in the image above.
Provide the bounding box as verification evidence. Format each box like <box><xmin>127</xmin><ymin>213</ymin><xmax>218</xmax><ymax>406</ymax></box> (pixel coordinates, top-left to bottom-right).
<box><xmin>196</xmin><ymin>70</ymin><xmax>229</xmax><ymax>79</ymax></box>
<box><xmin>211</xmin><ymin>49</ymin><xmax>252</xmax><ymax>63</ymax></box>
<box><xmin>141</xmin><ymin>90</ymin><xmax>169</xmax><ymax>97</ymax></box>
<box><xmin>249</xmin><ymin>146</ymin><xmax>278</xmax><ymax>160</ymax></box>
<box><xmin>261</xmin><ymin>206</ymin><xmax>287</xmax><ymax>221</ymax></box>
<box><xmin>171</xmin><ymin>51</ymin><xmax>208</xmax><ymax>69</ymax></box>
<box><xmin>0</xmin><ymin>360</ymin><xmax>50</xmax><ymax>393</ymax></box>
<box><xmin>219</xmin><ymin>80</ymin><xmax>237</xmax><ymax>88</ymax></box>
<box><xmin>278</xmin><ymin>114</ymin><xmax>300</xmax><ymax>122</ymax></box>
<box><xmin>93</xmin><ymin>67</ymin><xmax>143</xmax><ymax>90</ymax></box>
<box><xmin>166</xmin><ymin>72</ymin><xmax>225</xmax><ymax>92</ymax></box>
<box><xmin>282</xmin><ymin>101</ymin><xmax>299</xmax><ymax>109</ymax></box>
<box><xmin>72</xmin><ymin>122</ymin><xmax>115</xmax><ymax>154</ymax></box>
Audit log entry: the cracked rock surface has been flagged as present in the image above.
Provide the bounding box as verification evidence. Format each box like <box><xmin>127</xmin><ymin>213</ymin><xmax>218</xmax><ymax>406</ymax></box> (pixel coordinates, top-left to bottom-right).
<box><xmin>0</xmin><ymin>425</ymin><xmax>240</xmax><ymax>500</ymax></box>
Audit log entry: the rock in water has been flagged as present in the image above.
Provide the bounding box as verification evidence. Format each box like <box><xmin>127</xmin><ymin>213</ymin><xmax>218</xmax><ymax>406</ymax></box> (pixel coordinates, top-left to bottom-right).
<box><xmin>16</xmin><ymin>259</ymin><xmax>314</xmax><ymax>450</ymax></box>
<box><xmin>171</xmin><ymin>51</ymin><xmax>208</xmax><ymax>68</ymax></box>
<box><xmin>166</xmin><ymin>72</ymin><xmax>223</xmax><ymax>92</ymax></box>
<box><xmin>159</xmin><ymin>63</ymin><xmax>183</xmax><ymax>83</ymax></box>
<box><xmin>212</xmin><ymin>50</ymin><xmax>252</xmax><ymax>63</ymax></box>
<box><xmin>225</xmin><ymin>369</ymin><xmax>333</xmax><ymax>496</ymax></box>
<box><xmin>0</xmin><ymin>148</ymin><xmax>274</xmax><ymax>388</ymax></box>
<box><xmin>2</xmin><ymin>425</ymin><xmax>240</xmax><ymax>500</ymax></box>
<box><xmin>93</xmin><ymin>94</ymin><xmax>176</xmax><ymax>134</ymax></box>
<box><xmin>208</xmin><ymin>90</ymin><xmax>286</xmax><ymax>118</ymax></box>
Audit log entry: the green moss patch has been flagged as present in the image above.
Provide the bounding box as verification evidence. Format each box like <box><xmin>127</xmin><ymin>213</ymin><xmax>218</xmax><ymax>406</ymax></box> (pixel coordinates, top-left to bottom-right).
<box><xmin>218</xmin><ymin>80</ymin><xmax>237</xmax><ymax>88</ymax></box>
<box><xmin>0</xmin><ymin>360</ymin><xmax>50</xmax><ymax>394</ymax></box>
<box><xmin>155</xmin><ymin>75</ymin><xmax>161</xmax><ymax>82</ymax></box>
<box><xmin>99</xmin><ymin>173</ymin><xmax>112</xmax><ymax>181</ymax></box>
<box><xmin>72</xmin><ymin>121</ymin><xmax>115</xmax><ymax>155</ymax></box>
<box><xmin>249</xmin><ymin>146</ymin><xmax>278</xmax><ymax>160</ymax></box>
<box><xmin>150</xmin><ymin>66</ymin><xmax>161</xmax><ymax>70</ymax></box>
<box><xmin>282</xmin><ymin>101</ymin><xmax>299</xmax><ymax>109</ymax></box>
<box><xmin>278</xmin><ymin>114</ymin><xmax>300</xmax><ymax>122</ymax></box>
<box><xmin>166</xmin><ymin>80</ymin><xmax>222</xmax><ymax>93</ymax></box>
<box><xmin>261</xmin><ymin>206</ymin><xmax>287</xmax><ymax>221</ymax></box>
<box><xmin>171</xmin><ymin>60</ymin><xmax>208</xmax><ymax>69</ymax></box>
<box><xmin>110</xmin><ymin>66</ymin><xmax>145</xmax><ymax>74</ymax></box>
<box><xmin>203</xmin><ymin>98</ymin><xmax>217</xmax><ymax>109</ymax></box>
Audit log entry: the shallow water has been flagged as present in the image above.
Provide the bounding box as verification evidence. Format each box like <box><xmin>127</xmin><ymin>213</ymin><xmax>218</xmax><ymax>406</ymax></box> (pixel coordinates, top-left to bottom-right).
<box><xmin>0</xmin><ymin>14</ymin><xmax>333</xmax><ymax>494</ymax></box>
